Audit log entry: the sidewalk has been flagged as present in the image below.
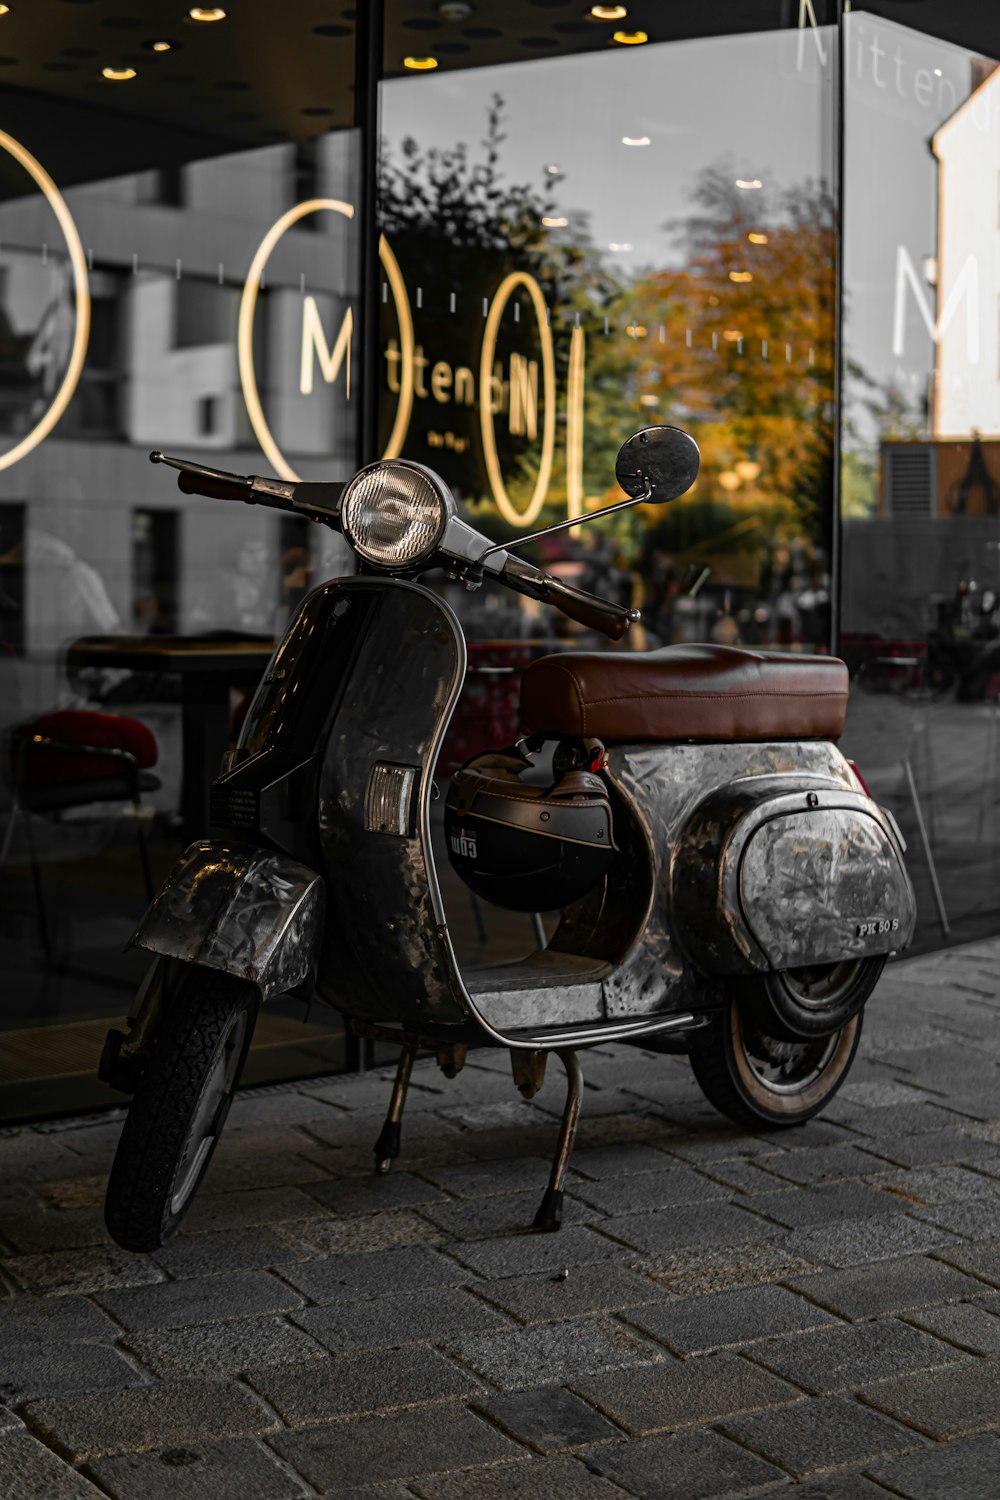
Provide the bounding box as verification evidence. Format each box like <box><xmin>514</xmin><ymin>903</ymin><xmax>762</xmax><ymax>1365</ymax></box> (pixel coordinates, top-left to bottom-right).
<box><xmin>2</xmin><ymin>941</ymin><xmax>1000</xmax><ymax>1499</ymax></box>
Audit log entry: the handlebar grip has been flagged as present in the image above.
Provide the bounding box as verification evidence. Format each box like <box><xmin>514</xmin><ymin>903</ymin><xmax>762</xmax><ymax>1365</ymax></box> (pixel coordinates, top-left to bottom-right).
<box><xmin>539</xmin><ymin>576</ymin><xmax>638</xmax><ymax>641</ymax></box>
<box><xmin>177</xmin><ymin>471</ymin><xmax>252</xmax><ymax>503</ymax></box>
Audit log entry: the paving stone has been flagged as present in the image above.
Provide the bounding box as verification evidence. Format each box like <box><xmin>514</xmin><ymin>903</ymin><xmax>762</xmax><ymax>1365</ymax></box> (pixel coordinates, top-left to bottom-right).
<box><xmin>902</xmin><ymin>1300</ymin><xmax>1000</xmax><ymax>1353</ymax></box>
<box><xmin>934</xmin><ymin>1241</ymin><xmax>1000</xmax><ymax>1287</ymax></box>
<box><xmin>178</xmin><ymin>1187</ymin><xmax>326</xmax><ymax>1236</ymax></box>
<box><xmin>623</xmin><ymin>1283</ymin><xmax>840</xmax><ymax>1354</ymax></box>
<box><xmin>0</xmin><ymin>1206</ymin><xmax>112</xmax><ymax>1254</ymax></box>
<box><xmin>297</xmin><ymin>1171</ymin><xmax>448</xmax><ymax>1216</ymax></box>
<box><xmin>95</xmin><ymin>1271</ymin><xmax>303</xmax><ymax>1331</ymax></box>
<box><xmin>658</xmin><ymin>1132</ymin><xmax>785</xmax><ymax>1164</ymax></box>
<box><xmin>0</xmin><ymin>1293</ymin><xmax>119</xmax><ymax>1341</ymax></box>
<box><xmin>742</xmin><ymin>1183</ymin><xmax>906</xmax><ymax>1231</ymax></box>
<box><xmin>448</xmin><ymin>1315</ymin><xmax>660</xmax><ymax>1392</ymax></box>
<box><xmin>793</xmin><ymin>1476</ymin><xmax>896</xmax><ymax>1498</ymax></box>
<box><xmin>225</xmin><ymin>1091</ymin><xmax>342</xmax><ymax>1127</ymax></box>
<box><xmin>831</xmin><ymin>1102</ymin><xmax>958</xmax><ymax>1137</ymax></box>
<box><xmin>0</xmin><ymin>1430</ymin><xmax>107</xmax><ymax>1499</ymax></box>
<box><xmin>582</xmin><ymin>1427</ymin><xmax>785</xmax><ymax>1500</ymax></box>
<box><xmin>447</xmin><ymin>1225</ymin><xmax>628</xmax><ymax>1280</ymax></box>
<box><xmin>0</xmin><ymin>1339</ymin><xmax>148</xmax><ymax>1404</ymax></box>
<box><xmin>418</xmin><ymin>1191</ymin><xmax>556</xmax><ymax>1240</ymax></box>
<box><xmin>855</xmin><ymin>1130</ymin><xmax>997</xmax><ymax>1169</ymax></box>
<box><xmin>85</xmin><ymin>1436</ymin><xmax>307</xmax><ymax>1500</ymax></box>
<box><xmin>643</xmin><ymin>1240</ymin><xmax>817</xmax><ymax>1297</ymax></box>
<box><xmin>293</xmin><ymin>1286</ymin><xmax>510</xmax><ymax>1352</ymax></box>
<box><xmin>474</xmin><ymin>1385</ymin><xmax>620</xmax><ymax>1453</ymax></box>
<box><xmin>718</xmin><ymin>1393</ymin><xmax>926</xmax><ymax>1478</ymax></box>
<box><xmin>875</xmin><ymin>1165</ymin><xmax>1000</xmax><ymax>1206</ymax></box>
<box><xmin>568</xmin><ymin>1166</ymin><xmax>728</xmax><ymax>1217</ymax></box>
<box><xmin>0</xmin><ymin>1408</ymin><xmax>21</xmax><ymax>1434</ymax></box>
<box><xmin>757</xmin><ymin>1145</ymin><xmax>893</xmax><ymax>1186</ymax></box>
<box><xmin>23</xmin><ymin>1379</ymin><xmax>276</xmax><ymax>1462</ymax></box>
<box><xmin>198</xmin><ymin>1153</ymin><xmax>332</xmax><ymax>1194</ymax></box>
<box><xmin>417</xmin><ymin>1157</ymin><xmax>556</xmax><ymax>1199</ymax></box>
<box><xmin>248</xmin><ymin>1345</ymin><xmax>479</xmax><ymax>1424</ymax></box>
<box><xmin>912</xmin><ymin>1195</ymin><xmax>1000</xmax><ymax>1241</ymax></box>
<box><xmin>410</xmin><ymin>1454</ymin><xmax>626</xmax><ymax>1499</ymax></box>
<box><xmin>268</xmin><ymin>1404</ymin><xmax>520</xmax><ymax>1488</ymax></box>
<box><xmin>865</xmin><ymin>1433</ymin><xmax>1000</xmax><ymax>1499</ymax></box>
<box><xmin>151</xmin><ymin>1227</ymin><xmax>306</xmax><ymax>1280</ymax></box>
<box><xmin>782</xmin><ymin>1212</ymin><xmax>960</xmax><ymax>1268</ymax></box>
<box><xmin>747</xmin><ymin>1317</ymin><xmax>968</xmax><ymax>1395</ymax></box>
<box><xmin>569</xmin><ymin>1143</ymin><xmax>675</xmax><ymax>1179</ymax></box>
<box><xmin>277</xmin><ymin>1246</ymin><xmax>466</xmax><ymax>1304</ymax></box>
<box><xmin>571</xmin><ymin>1351</ymin><xmax>801</xmax><ymax>1434</ymax></box>
<box><xmin>2</xmin><ymin>1246</ymin><xmax>165</xmax><ymax>1298</ymax></box>
<box><xmin>124</xmin><ymin>1315</ymin><xmax>326</xmax><ymax>1377</ymax></box>
<box><xmin>600</xmin><ymin>1201</ymin><xmax>767</xmax><ymax>1256</ymax></box>
<box><xmin>786</xmin><ymin>1254</ymin><xmax>989</xmax><ymax>1320</ymax></box>
<box><xmin>476</xmin><ymin>1262</ymin><xmax>669</xmax><ymax>1325</ymax></box>
<box><xmin>277</xmin><ymin>1210</ymin><xmax>444</xmax><ymax>1256</ymax></box>
<box><xmin>860</xmin><ymin>1355</ymin><xmax>1000</xmax><ymax>1438</ymax></box>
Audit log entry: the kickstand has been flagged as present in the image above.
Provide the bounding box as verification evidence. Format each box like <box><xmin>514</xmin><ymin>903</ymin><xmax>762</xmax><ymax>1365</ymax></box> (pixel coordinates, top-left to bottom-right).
<box><xmin>373</xmin><ymin>1041</ymin><xmax>417</xmax><ymax>1175</ymax></box>
<box><xmin>533</xmin><ymin>1048</ymin><xmax>584</xmax><ymax>1233</ymax></box>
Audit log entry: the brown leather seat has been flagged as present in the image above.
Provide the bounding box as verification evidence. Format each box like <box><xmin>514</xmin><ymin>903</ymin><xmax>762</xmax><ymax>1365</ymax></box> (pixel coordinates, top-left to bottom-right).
<box><xmin>519</xmin><ymin>644</ymin><xmax>849</xmax><ymax>744</ymax></box>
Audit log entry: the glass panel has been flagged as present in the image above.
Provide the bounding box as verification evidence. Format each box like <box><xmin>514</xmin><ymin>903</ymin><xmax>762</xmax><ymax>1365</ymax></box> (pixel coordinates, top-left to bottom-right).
<box><xmin>840</xmin><ymin>11</ymin><xmax>1000</xmax><ymax>954</ymax></box>
<box><xmin>0</xmin><ymin>17</ymin><xmax>359</xmax><ymax>1120</ymax></box>
<box><xmin>379</xmin><ymin>23</ymin><xmax>838</xmax><ymax>654</ymax></box>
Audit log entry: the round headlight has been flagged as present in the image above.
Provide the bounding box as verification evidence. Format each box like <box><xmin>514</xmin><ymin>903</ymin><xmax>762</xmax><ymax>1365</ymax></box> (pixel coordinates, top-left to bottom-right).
<box><xmin>340</xmin><ymin>461</ymin><xmax>451</xmax><ymax>570</ymax></box>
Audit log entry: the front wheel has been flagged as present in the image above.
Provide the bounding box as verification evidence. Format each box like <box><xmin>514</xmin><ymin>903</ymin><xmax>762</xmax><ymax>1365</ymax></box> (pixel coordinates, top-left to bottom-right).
<box><xmin>105</xmin><ymin>969</ymin><xmax>258</xmax><ymax>1252</ymax></box>
<box><xmin>689</xmin><ymin>997</ymin><xmax>862</xmax><ymax>1130</ymax></box>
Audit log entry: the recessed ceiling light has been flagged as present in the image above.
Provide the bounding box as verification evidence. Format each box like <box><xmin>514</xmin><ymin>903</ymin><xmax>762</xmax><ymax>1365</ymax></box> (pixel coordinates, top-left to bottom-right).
<box><xmin>735</xmin><ymin>178</ymin><xmax>762</xmax><ymax>190</ymax></box>
<box><xmin>747</xmin><ymin>231</ymin><xmax>768</xmax><ymax>244</ymax></box>
<box><xmin>188</xmin><ymin>7</ymin><xmax>226</xmax><ymax>21</ymax></box>
<box><xmin>542</xmin><ymin>215</ymin><xmax>568</xmax><ymax>227</ymax></box>
<box><xmin>148</xmin><ymin>40</ymin><xmax>175</xmax><ymax>52</ymax></box>
<box><xmin>102</xmin><ymin>65</ymin><xmax>137</xmax><ymax>79</ymax></box>
<box><xmin>404</xmin><ymin>55</ymin><xmax>438</xmax><ymax>69</ymax></box>
<box><xmin>729</xmin><ymin>270</ymin><xmax>753</xmax><ymax>282</ymax></box>
<box><xmin>609</xmin><ymin>241</ymin><xmax>632</xmax><ymax>251</ymax></box>
<box><xmin>590</xmin><ymin>4</ymin><xmax>627</xmax><ymax>17</ymax></box>
<box><xmin>622</xmin><ymin>135</ymin><xmax>650</xmax><ymax>146</ymax></box>
<box><xmin>545</xmin><ymin>163</ymin><xmax>561</xmax><ymax>174</ymax></box>
<box><xmin>612</xmin><ymin>30</ymin><xmax>647</xmax><ymax>44</ymax></box>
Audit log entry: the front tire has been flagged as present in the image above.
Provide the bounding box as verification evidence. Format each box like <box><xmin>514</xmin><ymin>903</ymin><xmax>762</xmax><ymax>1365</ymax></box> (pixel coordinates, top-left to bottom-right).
<box><xmin>689</xmin><ymin>996</ymin><xmax>862</xmax><ymax>1130</ymax></box>
<box><xmin>105</xmin><ymin>969</ymin><xmax>258</xmax><ymax>1252</ymax></box>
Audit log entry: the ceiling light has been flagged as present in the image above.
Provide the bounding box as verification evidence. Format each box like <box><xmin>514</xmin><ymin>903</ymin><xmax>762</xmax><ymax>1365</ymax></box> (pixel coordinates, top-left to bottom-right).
<box><xmin>590</xmin><ymin>4</ymin><xmax>628</xmax><ymax>17</ymax></box>
<box><xmin>626</xmin><ymin>323</ymin><xmax>647</xmax><ymax>337</ymax></box>
<box><xmin>612</xmin><ymin>30</ymin><xmax>648</xmax><ymax>45</ymax></box>
<box><xmin>188</xmin><ymin>7</ymin><xmax>227</xmax><ymax>21</ymax></box>
<box><xmin>404</xmin><ymin>55</ymin><xmax>438</xmax><ymax>69</ymax></box>
<box><xmin>622</xmin><ymin>135</ymin><xmax>650</xmax><ymax>147</ymax></box>
<box><xmin>729</xmin><ymin>271</ymin><xmax>753</xmax><ymax>283</ymax></box>
<box><xmin>933</xmin><ymin>68</ymin><xmax>942</xmax><ymax>76</ymax></box>
<box><xmin>608</xmin><ymin>242</ymin><xmax>632</xmax><ymax>252</ymax></box>
<box><xmin>0</xmin><ymin>7</ymin><xmax>10</xmax><ymax>15</ymax></box>
<box><xmin>735</xmin><ymin>178</ymin><xmax>762</xmax><ymax>190</ymax></box>
<box><xmin>545</xmin><ymin>164</ymin><xmax>561</xmax><ymax>174</ymax></box>
<box><xmin>102</xmin><ymin>65</ymin><xmax>137</xmax><ymax>80</ymax></box>
<box><xmin>748</xmin><ymin>231</ymin><xmax>768</xmax><ymax>244</ymax></box>
<box><xmin>151</xmin><ymin>41</ymin><xmax>173</xmax><ymax>52</ymax></box>
<box><xmin>542</xmin><ymin>216</ymin><xmax>568</xmax><ymax>227</ymax></box>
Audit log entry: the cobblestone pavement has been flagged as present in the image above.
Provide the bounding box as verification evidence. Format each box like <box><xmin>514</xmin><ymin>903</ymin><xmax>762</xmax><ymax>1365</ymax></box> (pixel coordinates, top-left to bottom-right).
<box><xmin>3</xmin><ymin>941</ymin><xmax>1000</xmax><ymax>1498</ymax></box>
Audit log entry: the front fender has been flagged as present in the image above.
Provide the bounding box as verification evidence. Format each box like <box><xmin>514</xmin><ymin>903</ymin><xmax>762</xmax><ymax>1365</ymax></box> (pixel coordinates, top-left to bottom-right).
<box><xmin>130</xmin><ymin>840</ymin><xmax>325</xmax><ymax>1000</ymax></box>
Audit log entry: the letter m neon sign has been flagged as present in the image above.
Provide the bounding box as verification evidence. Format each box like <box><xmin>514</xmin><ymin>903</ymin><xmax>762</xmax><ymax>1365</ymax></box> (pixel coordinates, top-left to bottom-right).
<box><xmin>892</xmin><ymin>244</ymin><xmax>979</xmax><ymax>363</ymax></box>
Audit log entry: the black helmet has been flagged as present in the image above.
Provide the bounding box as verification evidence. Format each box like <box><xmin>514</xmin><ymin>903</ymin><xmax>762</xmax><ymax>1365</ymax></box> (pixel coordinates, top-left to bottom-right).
<box><xmin>444</xmin><ymin>744</ymin><xmax>617</xmax><ymax>913</ymax></box>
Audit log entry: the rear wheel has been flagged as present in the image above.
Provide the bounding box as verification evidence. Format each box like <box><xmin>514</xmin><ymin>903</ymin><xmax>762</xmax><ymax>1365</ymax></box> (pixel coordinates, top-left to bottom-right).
<box><xmin>689</xmin><ymin>995</ymin><xmax>862</xmax><ymax>1129</ymax></box>
<box><xmin>759</xmin><ymin>956</ymin><xmax>884</xmax><ymax>1041</ymax></box>
<box><xmin>105</xmin><ymin>969</ymin><xmax>258</xmax><ymax>1252</ymax></box>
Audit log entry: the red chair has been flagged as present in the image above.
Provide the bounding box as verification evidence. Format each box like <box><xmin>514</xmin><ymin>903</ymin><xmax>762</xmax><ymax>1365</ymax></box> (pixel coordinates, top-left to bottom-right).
<box><xmin>0</xmin><ymin>710</ymin><xmax>160</xmax><ymax>958</ymax></box>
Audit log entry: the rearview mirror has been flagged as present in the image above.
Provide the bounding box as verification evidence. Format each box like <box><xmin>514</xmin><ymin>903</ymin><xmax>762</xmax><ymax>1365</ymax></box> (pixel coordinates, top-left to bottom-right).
<box><xmin>615</xmin><ymin>425</ymin><xmax>700</xmax><ymax>504</ymax></box>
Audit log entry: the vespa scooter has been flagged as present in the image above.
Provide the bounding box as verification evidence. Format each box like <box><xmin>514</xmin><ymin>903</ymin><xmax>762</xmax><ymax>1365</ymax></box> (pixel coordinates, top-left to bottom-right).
<box><xmin>101</xmin><ymin>427</ymin><xmax>916</xmax><ymax>1252</ymax></box>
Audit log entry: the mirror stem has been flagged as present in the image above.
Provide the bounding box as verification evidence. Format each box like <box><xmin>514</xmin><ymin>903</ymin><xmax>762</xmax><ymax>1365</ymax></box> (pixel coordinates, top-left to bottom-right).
<box><xmin>477</xmin><ymin>476</ymin><xmax>652</xmax><ymax>562</ymax></box>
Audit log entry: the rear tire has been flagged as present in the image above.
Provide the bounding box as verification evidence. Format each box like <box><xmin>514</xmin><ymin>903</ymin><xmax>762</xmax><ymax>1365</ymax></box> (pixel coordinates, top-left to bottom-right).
<box><xmin>689</xmin><ymin>996</ymin><xmax>862</xmax><ymax>1130</ymax></box>
<box><xmin>105</xmin><ymin>969</ymin><xmax>258</xmax><ymax>1252</ymax></box>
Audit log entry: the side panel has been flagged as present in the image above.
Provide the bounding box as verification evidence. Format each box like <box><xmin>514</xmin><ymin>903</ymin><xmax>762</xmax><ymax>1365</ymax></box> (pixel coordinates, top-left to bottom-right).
<box><xmin>314</xmin><ymin>579</ymin><xmax>473</xmax><ymax>1026</ymax></box>
<box><xmin>131</xmin><ymin>840</ymin><xmax>325</xmax><ymax>1000</ymax></box>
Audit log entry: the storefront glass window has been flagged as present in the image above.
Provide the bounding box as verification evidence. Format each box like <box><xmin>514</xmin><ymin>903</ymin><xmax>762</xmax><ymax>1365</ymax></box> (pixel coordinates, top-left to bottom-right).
<box><xmin>839</xmin><ymin>11</ymin><xmax>1000</xmax><ymax>954</ymax></box>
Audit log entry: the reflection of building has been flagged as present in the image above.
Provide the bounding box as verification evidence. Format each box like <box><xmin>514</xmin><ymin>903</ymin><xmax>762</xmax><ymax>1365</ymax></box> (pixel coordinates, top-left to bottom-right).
<box><xmin>0</xmin><ymin>141</ymin><xmax>355</xmax><ymax>658</ymax></box>
<box><xmin>931</xmin><ymin>62</ymin><xmax>1000</xmax><ymax>436</ymax></box>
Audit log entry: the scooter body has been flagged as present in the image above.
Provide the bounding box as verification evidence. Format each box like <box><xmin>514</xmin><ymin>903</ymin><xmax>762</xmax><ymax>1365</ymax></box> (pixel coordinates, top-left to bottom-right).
<box><xmin>131</xmin><ymin>573</ymin><xmax>914</xmax><ymax>1045</ymax></box>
